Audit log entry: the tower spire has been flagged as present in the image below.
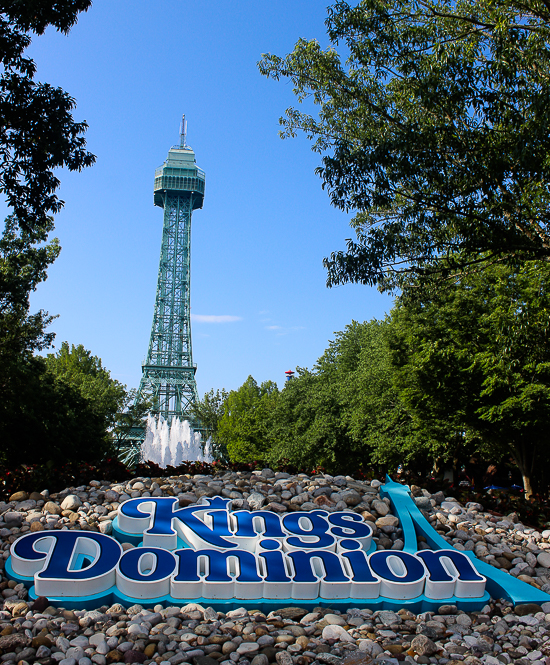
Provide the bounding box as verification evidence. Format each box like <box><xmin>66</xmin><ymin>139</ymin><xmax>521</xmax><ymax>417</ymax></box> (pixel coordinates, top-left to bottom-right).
<box><xmin>179</xmin><ymin>114</ymin><xmax>187</xmax><ymax>148</ymax></box>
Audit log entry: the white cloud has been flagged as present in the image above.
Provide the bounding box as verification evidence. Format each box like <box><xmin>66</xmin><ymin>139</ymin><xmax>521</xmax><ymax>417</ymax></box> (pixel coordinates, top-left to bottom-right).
<box><xmin>265</xmin><ymin>325</ymin><xmax>282</xmax><ymax>330</ymax></box>
<box><xmin>191</xmin><ymin>314</ymin><xmax>242</xmax><ymax>323</ymax></box>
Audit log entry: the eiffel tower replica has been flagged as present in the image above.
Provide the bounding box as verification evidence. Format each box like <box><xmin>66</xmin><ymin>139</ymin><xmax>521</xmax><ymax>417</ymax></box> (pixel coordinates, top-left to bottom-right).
<box><xmin>118</xmin><ymin>117</ymin><xmax>204</xmax><ymax>463</ymax></box>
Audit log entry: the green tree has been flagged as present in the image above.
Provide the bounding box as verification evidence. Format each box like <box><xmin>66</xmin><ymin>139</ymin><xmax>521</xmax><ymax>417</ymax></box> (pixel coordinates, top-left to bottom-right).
<box><xmin>0</xmin><ymin>354</ymin><xmax>117</xmax><ymax>468</ymax></box>
<box><xmin>326</xmin><ymin>320</ymin><xmax>424</xmax><ymax>470</ymax></box>
<box><xmin>267</xmin><ymin>367</ymin><xmax>353</xmax><ymax>472</ymax></box>
<box><xmin>112</xmin><ymin>390</ymin><xmax>151</xmax><ymax>452</ymax></box>
<box><xmin>1</xmin><ymin>0</ymin><xmax>95</xmax><ymax>233</ymax></box>
<box><xmin>389</xmin><ymin>262</ymin><xmax>550</xmax><ymax>497</ymax></box>
<box><xmin>0</xmin><ymin>214</ymin><xmax>61</xmax><ymax>465</ymax></box>
<box><xmin>259</xmin><ymin>0</ymin><xmax>550</xmax><ymax>292</ymax></box>
<box><xmin>0</xmin><ymin>216</ymin><xmax>59</xmax><ymax>406</ymax></box>
<box><xmin>1</xmin><ymin>342</ymin><xmax>127</xmax><ymax>468</ymax></box>
<box><xmin>192</xmin><ymin>388</ymin><xmax>229</xmax><ymax>461</ymax></box>
<box><xmin>218</xmin><ymin>376</ymin><xmax>279</xmax><ymax>463</ymax></box>
<box><xmin>0</xmin><ymin>2</ymin><xmax>96</xmax><ymax>463</ymax></box>
<box><xmin>44</xmin><ymin>342</ymin><xmax>127</xmax><ymax>431</ymax></box>
<box><xmin>268</xmin><ymin>321</ymin><xmax>421</xmax><ymax>473</ymax></box>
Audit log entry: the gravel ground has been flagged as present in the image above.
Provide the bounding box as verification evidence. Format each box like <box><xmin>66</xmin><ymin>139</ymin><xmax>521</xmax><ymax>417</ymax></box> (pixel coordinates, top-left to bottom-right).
<box><xmin>1</xmin><ymin>470</ymin><xmax>550</xmax><ymax>665</ymax></box>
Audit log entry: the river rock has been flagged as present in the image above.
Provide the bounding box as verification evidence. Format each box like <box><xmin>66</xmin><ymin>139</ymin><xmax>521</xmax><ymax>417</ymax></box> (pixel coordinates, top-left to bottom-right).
<box><xmin>3</xmin><ymin>511</ymin><xmax>24</xmax><ymax>527</ymax></box>
<box><xmin>0</xmin><ymin>632</ymin><xmax>29</xmax><ymax>652</ymax></box>
<box><xmin>247</xmin><ymin>492</ymin><xmax>266</xmax><ymax>510</ymax></box>
<box><xmin>61</xmin><ymin>495</ymin><xmax>82</xmax><ymax>511</ymax></box>
<box><xmin>9</xmin><ymin>490</ymin><xmax>29</xmax><ymax>502</ymax></box>
<box><xmin>2</xmin><ymin>468</ymin><xmax>550</xmax><ymax>665</ymax></box>
<box><xmin>340</xmin><ymin>489</ymin><xmax>362</xmax><ymax>505</ymax></box>
<box><xmin>411</xmin><ymin>634</ymin><xmax>439</xmax><ymax>656</ymax></box>
<box><xmin>251</xmin><ymin>654</ymin><xmax>269</xmax><ymax>665</ymax></box>
<box><xmin>275</xmin><ymin>652</ymin><xmax>293</xmax><ymax>665</ymax></box>
<box><xmin>342</xmin><ymin>654</ymin><xmax>373</xmax><ymax>665</ymax></box>
<box><xmin>414</xmin><ymin>496</ymin><xmax>432</xmax><ymax>510</ymax></box>
<box><xmin>376</xmin><ymin>515</ymin><xmax>399</xmax><ymax>528</ymax></box>
<box><xmin>237</xmin><ymin>642</ymin><xmax>259</xmax><ymax>655</ymax></box>
<box><xmin>514</xmin><ymin>603</ymin><xmax>542</xmax><ymax>616</ymax></box>
<box><xmin>321</xmin><ymin>613</ymin><xmax>347</xmax><ymax>627</ymax></box>
<box><xmin>43</xmin><ymin>500</ymin><xmax>62</xmax><ymax>515</ymax></box>
<box><xmin>372</xmin><ymin>500</ymin><xmax>390</xmax><ymax>516</ymax></box>
<box><xmin>376</xmin><ymin>610</ymin><xmax>401</xmax><ymax>626</ymax></box>
<box><xmin>322</xmin><ymin>625</ymin><xmax>354</xmax><ymax>642</ymax></box>
<box><xmin>99</xmin><ymin>520</ymin><xmax>113</xmax><ymax>534</ymax></box>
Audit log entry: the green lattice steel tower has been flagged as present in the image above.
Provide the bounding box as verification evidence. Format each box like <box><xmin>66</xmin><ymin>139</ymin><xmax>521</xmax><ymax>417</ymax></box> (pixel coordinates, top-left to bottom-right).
<box><xmin>136</xmin><ymin>117</ymin><xmax>204</xmax><ymax>423</ymax></box>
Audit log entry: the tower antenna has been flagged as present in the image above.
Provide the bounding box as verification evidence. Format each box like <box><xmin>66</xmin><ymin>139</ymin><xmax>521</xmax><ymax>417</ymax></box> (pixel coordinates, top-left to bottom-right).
<box><xmin>180</xmin><ymin>114</ymin><xmax>187</xmax><ymax>148</ymax></box>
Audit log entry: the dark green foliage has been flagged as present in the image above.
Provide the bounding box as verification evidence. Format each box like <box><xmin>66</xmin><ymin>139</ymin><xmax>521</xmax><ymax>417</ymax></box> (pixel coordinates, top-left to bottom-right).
<box><xmin>267</xmin><ymin>321</ymin><xmax>422</xmax><ymax>473</ymax></box>
<box><xmin>317</xmin><ymin>320</ymin><xmax>424</xmax><ymax>469</ymax></box>
<box><xmin>0</xmin><ymin>1</ymin><xmax>94</xmax><ymax>360</ymax></box>
<box><xmin>210</xmin><ymin>272</ymin><xmax>550</xmax><ymax>493</ymax></box>
<box><xmin>218</xmin><ymin>376</ymin><xmax>279</xmax><ymax>463</ymax></box>
<box><xmin>111</xmin><ymin>389</ymin><xmax>152</xmax><ymax>456</ymax></box>
<box><xmin>192</xmin><ymin>388</ymin><xmax>229</xmax><ymax>460</ymax></box>
<box><xmin>44</xmin><ymin>341</ymin><xmax>127</xmax><ymax>428</ymax></box>
<box><xmin>0</xmin><ymin>0</ymin><xmax>95</xmax><ymax>233</ymax></box>
<box><xmin>0</xmin><ymin>216</ymin><xmax>59</xmax><ymax>317</ymax></box>
<box><xmin>1</xmin><ymin>356</ymin><xmax>111</xmax><ymax>467</ymax></box>
<box><xmin>0</xmin><ymin>216</ymin><xmax>59</xmax><ymax>381</ymax></box>
<box><xmin>0</xmin><ymin>457</ymin><xmax>213</xmax><ymax>503</ymax></box>
<box><xmin>389</xmin><ymin>262</ymin><xmax>550</xmax><ymax>497</ymax></box>
<box><xmin>259</xmin><ymin>0</ymin><xmax>550</xmax><ymax>292</ymax></box>
<box><xmin>0</xmin><ymin>2</ymin><xmax>103</xmax><ymax>469</ymax></box>
<box><xmin>1</xmin><ymin>343</ymin><xmax>127</xmax><ymax>468</ymax></box>
<box><xmin>0</xmin><ymin>228</ymin><xmax>125</xmax><ymax>469</ymax></box>
<box><xmin>267</xmin><ymin>367</ymin><xmax>354</xmax><ymax>472</ymax></box>
<box><xmin>213</xmin><ymin>322</ymin><xmax>421</xmax><ymax>474</ymax></box>
<box><xmin>0</xmin><ymin>216</ymin><xmax>61</xmax><ymax>467</ymax></box>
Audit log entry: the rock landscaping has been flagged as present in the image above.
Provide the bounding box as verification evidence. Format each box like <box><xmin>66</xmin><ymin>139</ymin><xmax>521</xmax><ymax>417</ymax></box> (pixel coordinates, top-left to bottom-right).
<box><xmin>1</xmin><ymin>470</ymin><xmax>550</xmax><ymax>665</ymax></box>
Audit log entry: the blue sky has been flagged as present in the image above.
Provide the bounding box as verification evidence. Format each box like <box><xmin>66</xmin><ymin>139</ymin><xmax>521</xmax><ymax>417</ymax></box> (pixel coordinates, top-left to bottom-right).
<box><xmin>6</xmin><ymin>1</ymin><xmax>393</xmax><ymax>395</ymax></box>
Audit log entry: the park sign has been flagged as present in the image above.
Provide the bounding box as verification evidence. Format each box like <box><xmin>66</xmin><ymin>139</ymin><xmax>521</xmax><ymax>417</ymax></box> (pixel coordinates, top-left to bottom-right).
<box><xmin>6</xmin><ymin>478</ymin><xmax>550</xmax><ymax>611</ymax></box>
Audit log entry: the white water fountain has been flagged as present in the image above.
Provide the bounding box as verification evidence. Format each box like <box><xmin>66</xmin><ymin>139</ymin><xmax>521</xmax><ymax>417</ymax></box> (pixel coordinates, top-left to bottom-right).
<box><xmin>140</xmin><ymin>414</ymin><xmax>213</xmax><ymax>467</ymax></box>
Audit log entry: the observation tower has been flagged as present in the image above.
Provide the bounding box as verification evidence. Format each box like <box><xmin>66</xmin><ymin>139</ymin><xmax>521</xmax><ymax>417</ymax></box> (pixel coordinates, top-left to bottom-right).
<box><xmin>135</xmin><ymin>116</ymin><xmax>204</xmax><ymax>424</ymax></box>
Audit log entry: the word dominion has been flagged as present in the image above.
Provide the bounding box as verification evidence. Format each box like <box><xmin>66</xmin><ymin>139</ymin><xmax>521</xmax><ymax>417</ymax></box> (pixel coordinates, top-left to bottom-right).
<box><xmin>7</xmin><ymin>479</ymin><xmax>550</xmax><ymax>611</ymax></box>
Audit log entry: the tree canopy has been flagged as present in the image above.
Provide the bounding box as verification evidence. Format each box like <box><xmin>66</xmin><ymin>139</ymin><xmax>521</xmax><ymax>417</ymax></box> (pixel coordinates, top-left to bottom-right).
<box><xmin>0</xmin><ymin>2</ymin><xmax>101</xmax><ymax>468</ymax></box>
<box><xmin>209</xmin><ymin>322</ymin><xmax>423</xmax><ymax>475</ymax></box>
<box><xmin>218</xmin><ymin>376</ymin><xmax>279</xmax><ymax>463</ymax></box>
<box><xmin>0</xmin><ymin>0</ymin><xmax>94</xmax><ymax>233</ymax></box>
<box><xmin>192</xmin><ymin>388</ymin><xmax>229</xmax><ymax>461</ymax></box>
<box><xmin>259</xmin><ymin>0</ymin><xmax>550</xmax><ymax>292</ymax></box>
<box><xmin>44</xmin><ymin>342</ymin><xmax>127</xmax><ymax>429</ymax></box>
<box><xmin>205</xmin><ymin>280</ymin><xmax>550</xmax><ymax>493</ymax></box>
<box><xmin>1</xmin><ymin>342</ymin><xmax>126</xmax><ymax>468</ymax></box>
<box><xmin>0</xmin><ymin>215</ymin><xmax>59</xmax><ymax>371</ymax></box>
<box><xmin>389</xmin><ymin>261</ymin><xmax>550</xmax><ymax>497</ymax></box>
<box><xmin>267</xmin><ymin>321</ymin><xmax>422</xmax><ymax>472</ymax></box>
<box><xmin>0</xmin><ymin>0</ymin><xmax>94</xmax><ymax>343</ymax></box>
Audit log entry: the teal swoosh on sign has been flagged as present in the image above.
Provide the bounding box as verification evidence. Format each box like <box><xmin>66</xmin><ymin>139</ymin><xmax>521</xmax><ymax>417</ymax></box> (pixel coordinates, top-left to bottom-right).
<box><xmin>381</xmin><ymin>475</ymin><xmax>550</xmax><ymax>606</ymax></box>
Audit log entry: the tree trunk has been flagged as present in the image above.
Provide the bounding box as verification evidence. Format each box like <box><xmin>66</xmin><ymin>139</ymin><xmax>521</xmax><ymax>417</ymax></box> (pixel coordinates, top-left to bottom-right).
<box><xmin>512</xmin><ymin>444</ymin><xmax>534</xmax><ymax>499</ymax></box>
<box><xmin>522</xmin><ymin>473</ymin><xmax>534</xmax><ymax>499</ymax></box>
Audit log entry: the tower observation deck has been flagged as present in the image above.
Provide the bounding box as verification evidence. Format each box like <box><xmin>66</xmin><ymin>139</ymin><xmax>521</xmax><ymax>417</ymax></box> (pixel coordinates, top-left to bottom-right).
<box><xmin>135</xmin><ymin>117</ymin><xmax>204</xmax><ymax>424</ymax></box>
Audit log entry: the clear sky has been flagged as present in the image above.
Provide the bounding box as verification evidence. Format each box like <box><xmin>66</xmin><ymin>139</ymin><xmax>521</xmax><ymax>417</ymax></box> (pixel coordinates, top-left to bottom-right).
<box><xmin>6</xmin><ymin>0</ymin><xmax>393</xmax><ymax>396</ymax></box>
